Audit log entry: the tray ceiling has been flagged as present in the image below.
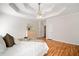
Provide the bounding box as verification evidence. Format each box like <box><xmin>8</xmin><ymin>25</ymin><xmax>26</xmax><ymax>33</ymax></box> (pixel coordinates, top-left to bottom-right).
<box><xmin>0</xmin><ymin>3</ymin><xmax>79</xmax><ymax>19</ymax></box>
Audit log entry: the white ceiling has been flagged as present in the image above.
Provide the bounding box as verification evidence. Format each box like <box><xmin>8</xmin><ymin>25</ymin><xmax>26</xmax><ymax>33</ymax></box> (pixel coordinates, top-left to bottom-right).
<box><xmin>0</xmin><ymin>3</ymin><xmax>79</xmax><ymax>19</ymax></box>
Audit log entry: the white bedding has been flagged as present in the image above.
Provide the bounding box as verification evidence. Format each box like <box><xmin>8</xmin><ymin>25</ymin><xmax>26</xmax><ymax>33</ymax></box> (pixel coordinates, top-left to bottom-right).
<box><xmin>0</xmin><ymin>41</ymin><xmax>48</xmax><ymax>56</ymax></box>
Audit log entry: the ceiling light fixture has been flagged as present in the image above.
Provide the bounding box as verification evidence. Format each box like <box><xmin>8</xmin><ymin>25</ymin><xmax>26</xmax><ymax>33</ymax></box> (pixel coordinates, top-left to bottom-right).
<box><xmin>37</xmin><ymin>3</ymin><xmax>43</xmax><ymax>19</ymax></box>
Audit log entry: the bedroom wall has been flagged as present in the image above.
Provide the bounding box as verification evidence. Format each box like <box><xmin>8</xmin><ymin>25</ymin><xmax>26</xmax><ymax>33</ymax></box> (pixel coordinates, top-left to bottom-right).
<box><xmin>37</xmin><ymin>20</ymin><xmax>45</xmax><ymax>37</ymax></box>
<box><xmin>46</xmin><ymin>13</ymin><xmax>79</xmax><ymax>44</ymax></box>
<box><xmin>0</xmin><ymin>13</ymin><xmax>39</xmax><ymax>39</ymax></box>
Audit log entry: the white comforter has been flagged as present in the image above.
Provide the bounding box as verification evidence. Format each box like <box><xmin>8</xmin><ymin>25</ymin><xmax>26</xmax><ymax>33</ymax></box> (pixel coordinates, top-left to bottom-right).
<box><xmin>1</xmin><ymin>41</ymin><xmax>48</xmax><ymax>56</ymax></box>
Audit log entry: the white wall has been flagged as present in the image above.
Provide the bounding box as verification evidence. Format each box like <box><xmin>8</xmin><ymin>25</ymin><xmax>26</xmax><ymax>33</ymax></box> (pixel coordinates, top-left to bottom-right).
<box><xmin>0</xmin><ymin>13</ymin><xmax>39</xmax><ymax>39</ymax></box>
<box><xmin>37</xmin><ymin>20</ymin><xmax>45</xmax><ymax>37</ymax></box>
<box><xmin>46</xmin><ymin>13</ymin><xmax>79</xmax><ymax>44</ymax></box>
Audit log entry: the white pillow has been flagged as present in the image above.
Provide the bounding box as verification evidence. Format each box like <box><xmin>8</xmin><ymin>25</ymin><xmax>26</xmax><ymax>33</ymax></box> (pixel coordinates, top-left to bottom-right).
<box><xmin>0</xmin><ymin>36</ymin><xmax>6</xmax><ymax>53</ymax></box>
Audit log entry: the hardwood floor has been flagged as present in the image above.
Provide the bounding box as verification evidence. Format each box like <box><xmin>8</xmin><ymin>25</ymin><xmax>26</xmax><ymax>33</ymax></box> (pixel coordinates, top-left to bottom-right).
<box><xmin>43</xmin><ymin>38</ymin><xmax>79</xmax><ymax>56</ymax></box>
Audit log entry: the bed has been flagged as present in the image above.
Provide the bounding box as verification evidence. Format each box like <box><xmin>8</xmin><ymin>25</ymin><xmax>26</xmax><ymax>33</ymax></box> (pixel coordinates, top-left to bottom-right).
<box><xmin>0</xmin><ymin>36</ymin><xmax>48</xmax><ymax>56</ymax></box>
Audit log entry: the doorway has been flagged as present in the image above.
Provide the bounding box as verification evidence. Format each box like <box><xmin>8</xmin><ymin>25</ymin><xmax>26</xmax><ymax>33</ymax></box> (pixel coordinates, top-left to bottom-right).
<box><xmin>44</xmin><ymin>25</ymin><xmax>46</xmax><ymax>38</ymax></box>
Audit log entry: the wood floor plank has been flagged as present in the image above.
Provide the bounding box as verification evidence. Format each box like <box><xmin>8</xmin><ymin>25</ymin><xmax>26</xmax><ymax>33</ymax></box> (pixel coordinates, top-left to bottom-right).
<box><xmin>43</xmin><ymin>38</ymin><xmax>79</xmax><ymax>56</ymax></box>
